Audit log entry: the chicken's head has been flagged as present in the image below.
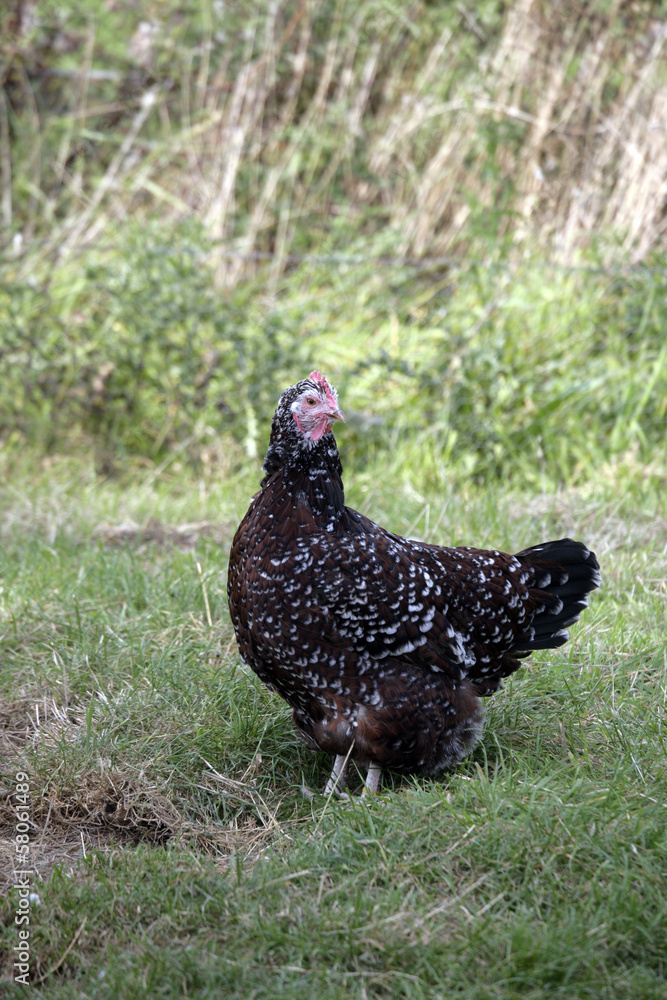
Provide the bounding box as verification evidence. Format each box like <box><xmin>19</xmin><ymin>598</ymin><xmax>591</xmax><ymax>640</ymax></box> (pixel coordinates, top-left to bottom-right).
<box><xmin>262</xmin><ymin>371</ymin><xmax>345</xmax><ymax>478</ymax></box>
<box><xmin>290</xmin><ymin>370</ymin><xmax>345</xmax><ymax>442</ymax></box>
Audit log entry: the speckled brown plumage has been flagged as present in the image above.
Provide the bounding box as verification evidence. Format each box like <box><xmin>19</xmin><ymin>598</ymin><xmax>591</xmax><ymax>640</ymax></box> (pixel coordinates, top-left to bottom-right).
<box><xmin>227</xmin><ymin>372</ymin><xmax>600</xmax><ymax>793</ymax></box>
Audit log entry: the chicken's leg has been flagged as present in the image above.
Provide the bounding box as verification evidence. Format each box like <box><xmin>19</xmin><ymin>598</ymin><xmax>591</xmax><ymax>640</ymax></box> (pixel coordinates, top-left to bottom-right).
<box><xmin>324</xmin><ymin>754</ymin><xmax>349</xmax><ymax>797</ymax></box>
<box><xmin>363</xmin><ymin>763</ymin><xmax>382</xmax><ymax>795</ymax></box>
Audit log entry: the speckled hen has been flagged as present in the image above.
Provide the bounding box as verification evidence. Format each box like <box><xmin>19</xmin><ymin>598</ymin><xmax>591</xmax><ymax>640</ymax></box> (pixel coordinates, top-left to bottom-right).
<box><xmin>227</xmin><ymin>372</ymin><xmax>600</xmax><ymax>795</ymax></box>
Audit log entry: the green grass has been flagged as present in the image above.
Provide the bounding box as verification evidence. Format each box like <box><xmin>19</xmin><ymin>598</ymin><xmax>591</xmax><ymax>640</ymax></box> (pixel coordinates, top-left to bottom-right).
<box><xmin>0</xmin><ymin>453</ymin><xmax>665</xmax><ymax>998</ymax></box>
<box><xmin>2</xmin><ymin>229</ymin><xmax>667</xmax><ymax>489</ymax></box>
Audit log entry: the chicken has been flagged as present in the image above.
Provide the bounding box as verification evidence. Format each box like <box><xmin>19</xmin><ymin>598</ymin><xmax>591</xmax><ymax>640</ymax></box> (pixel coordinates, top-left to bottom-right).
<box><xmin>227</xmin><ymin>371</ymin><xmax>600</xmax><ymax>795</ymax></box>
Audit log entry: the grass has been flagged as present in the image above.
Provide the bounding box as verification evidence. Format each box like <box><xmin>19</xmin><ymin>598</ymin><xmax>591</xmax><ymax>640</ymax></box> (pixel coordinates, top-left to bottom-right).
<box><xmin>0</xmin><ymin>451</ymin><xmax>665</xmax><ymax>998</ymax></box>
<box><xmin>2</xmin><ymin>228</ymin><xmax>667</xmax><ymax>487</ymax></box>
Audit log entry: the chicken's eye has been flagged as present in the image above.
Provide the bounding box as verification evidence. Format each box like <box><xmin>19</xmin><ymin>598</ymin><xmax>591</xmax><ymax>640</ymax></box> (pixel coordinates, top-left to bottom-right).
<box><xmin>305</xmin><ymin>397</ymin><xmax>317</xmax><ymax>406</ymax></box>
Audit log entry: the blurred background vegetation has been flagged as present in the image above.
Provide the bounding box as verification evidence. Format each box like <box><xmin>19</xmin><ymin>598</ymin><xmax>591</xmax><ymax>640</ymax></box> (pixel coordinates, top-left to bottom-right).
<box><xmin>1</xmin><ymin>0</ymin><xmax>666</xmax><ymax>490</ymax></box>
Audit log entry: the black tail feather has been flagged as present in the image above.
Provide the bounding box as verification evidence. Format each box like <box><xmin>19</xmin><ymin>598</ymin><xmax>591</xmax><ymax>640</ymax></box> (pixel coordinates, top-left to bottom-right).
<box><xmin>510</xmin><ymin>538</ymin><xmax>600</xmax><ymax>655</ymax></box>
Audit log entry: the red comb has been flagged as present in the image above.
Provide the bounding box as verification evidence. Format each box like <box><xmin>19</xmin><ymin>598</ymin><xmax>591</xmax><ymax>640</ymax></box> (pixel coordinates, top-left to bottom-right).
<box><xmin>308</xmin><ymin>369</ymin><xmax>339</xmax><ymax>408</ymax></box>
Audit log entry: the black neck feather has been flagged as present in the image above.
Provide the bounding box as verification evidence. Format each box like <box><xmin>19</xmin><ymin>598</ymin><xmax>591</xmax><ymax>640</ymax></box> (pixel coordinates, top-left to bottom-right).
<box><xmin>262</xmin><ymin>432</ymin><xmax>346</xmax><ymax>522</ymax></box>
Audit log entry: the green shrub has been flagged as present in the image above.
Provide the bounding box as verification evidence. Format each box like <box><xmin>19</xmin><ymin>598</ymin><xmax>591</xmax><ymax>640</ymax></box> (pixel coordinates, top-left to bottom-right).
<box><xmin>1</xmin><ymin>226</ymin><xmax>666</xmax><ymax>489</ymax></box>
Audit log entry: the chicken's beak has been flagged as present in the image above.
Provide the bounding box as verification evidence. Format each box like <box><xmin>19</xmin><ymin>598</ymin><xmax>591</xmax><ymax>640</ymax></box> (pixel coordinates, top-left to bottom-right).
<box><xmin>330</xmin><ymin>406</ymin><xmax>346</xmax><ymax>423</ymax></box>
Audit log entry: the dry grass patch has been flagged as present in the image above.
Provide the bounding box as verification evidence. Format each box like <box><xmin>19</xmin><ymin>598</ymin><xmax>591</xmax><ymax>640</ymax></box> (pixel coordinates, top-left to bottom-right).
<box><xmin>0</xmin><ymin>824</ymin><xmax>121</xmax><ymax>895</ymax></box>
<box><xmin>0</xmin><ymin>692</ymin><xmax>283</xmax><ymax>898</ymax></box>
<box><xmin>4</xmin><ymin>1</ymin><xmax>666</xmax><ymax>279</ymax></box>
<box><xmin>91</xmin><ymin>517</ymin><xmax>230</xmax><ymax>551</ymax></box>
